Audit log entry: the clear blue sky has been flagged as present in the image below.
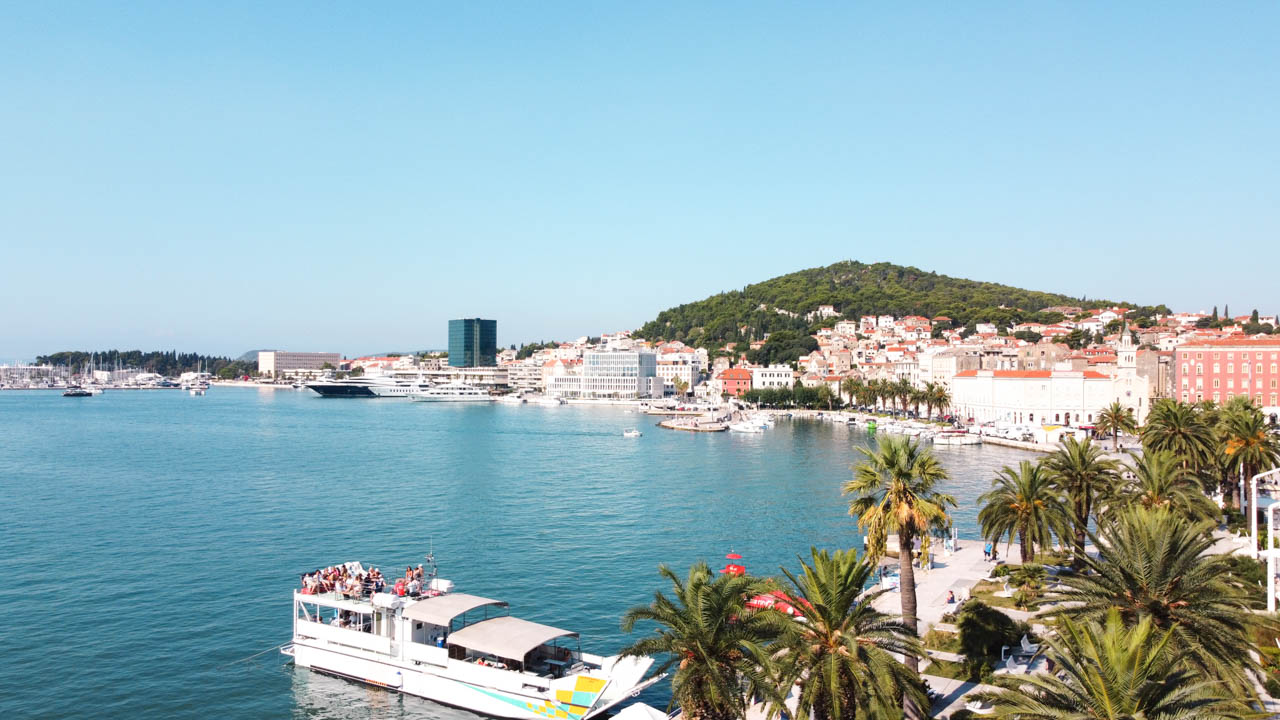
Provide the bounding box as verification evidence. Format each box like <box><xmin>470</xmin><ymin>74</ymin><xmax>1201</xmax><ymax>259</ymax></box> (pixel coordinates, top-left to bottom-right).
<box><xmin>2</xmin><ymin>3</ymin><xmax>1277</xmax><ymax>360</ymax></box>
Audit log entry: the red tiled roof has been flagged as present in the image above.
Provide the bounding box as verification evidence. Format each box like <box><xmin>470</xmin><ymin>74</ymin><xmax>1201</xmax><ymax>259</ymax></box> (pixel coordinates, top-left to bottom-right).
<box><xmin>718</xmin><ymin>368</ymin><xmax>753</xmax><ymax>380</ymax></box>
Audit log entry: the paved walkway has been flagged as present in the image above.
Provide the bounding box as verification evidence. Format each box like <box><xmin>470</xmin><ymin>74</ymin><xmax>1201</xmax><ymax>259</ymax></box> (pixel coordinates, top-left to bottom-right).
<box><xmin>871</xmin><ymin>540</ymin><xmax>996</xmax><ymax>629</ymax></box>
<box><xmin>922</xmin><ymin>673</ymin><xmax>998</xmax><ymax>717</ymax></box>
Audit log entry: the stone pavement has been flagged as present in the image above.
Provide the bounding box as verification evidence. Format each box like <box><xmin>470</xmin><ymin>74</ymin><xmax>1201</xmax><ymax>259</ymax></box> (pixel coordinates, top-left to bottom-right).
<box><xmin>871</xmin><ymin>540</ymin><xmax>997</xmax><ymax>629</ymax></box>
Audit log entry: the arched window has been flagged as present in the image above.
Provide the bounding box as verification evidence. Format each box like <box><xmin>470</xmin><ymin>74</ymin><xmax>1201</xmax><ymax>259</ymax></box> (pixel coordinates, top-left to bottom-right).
<box><xmin>1197</xmin><ymin>364</ymin><xmax>1204</xmax><ymax>375</ymax></box>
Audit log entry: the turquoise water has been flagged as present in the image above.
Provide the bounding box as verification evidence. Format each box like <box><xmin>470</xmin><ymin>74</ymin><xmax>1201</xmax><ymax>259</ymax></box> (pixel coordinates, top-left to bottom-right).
<box><xmin>0</xmin><ymin>388</ymin><xmax>1032</xmax><ymax>719</ymax></box>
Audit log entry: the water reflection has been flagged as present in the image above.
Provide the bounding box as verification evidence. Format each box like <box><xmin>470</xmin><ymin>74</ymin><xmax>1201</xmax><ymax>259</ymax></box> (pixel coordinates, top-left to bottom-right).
<box><xmin>289</xmin><ymin>666</ymin><xmax>485</xmax><ymax>720</ymax></box>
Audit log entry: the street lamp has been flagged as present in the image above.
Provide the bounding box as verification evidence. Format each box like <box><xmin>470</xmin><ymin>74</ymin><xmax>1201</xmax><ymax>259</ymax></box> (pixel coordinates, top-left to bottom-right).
<box><xmin>1250</xmin><ymin>468</ymin><xmax>1280</xmax><ymax>557</ymax></box>
<box><xmin>1269</xmin><ymin>501</ymin><xmax>1280</xmax><ymax>614</ymax></box>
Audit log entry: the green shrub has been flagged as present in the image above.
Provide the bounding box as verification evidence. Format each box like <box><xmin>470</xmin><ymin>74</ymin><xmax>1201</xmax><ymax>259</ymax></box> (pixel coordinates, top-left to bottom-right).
<box><xmin>949</xmin><ymin>711</ymin><xmax>976</xmax><ymax>720</ymax></box>
<box><xmin>957</xmin><ymin>600</ymin><xmax>1022</xmax><ymax>666</ymax></box>
<box><xmin>990</xmin><ymin>564</ymin><xmax>1011</xmax><ymax>578</ymax></box>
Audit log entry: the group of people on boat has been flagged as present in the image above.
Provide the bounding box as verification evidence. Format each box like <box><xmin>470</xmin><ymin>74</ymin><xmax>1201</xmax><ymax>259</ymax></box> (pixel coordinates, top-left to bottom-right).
<box><xmin>299</xmin><ymin>563</ymin><xmax>432</xmax><ymax>599</ymax></box>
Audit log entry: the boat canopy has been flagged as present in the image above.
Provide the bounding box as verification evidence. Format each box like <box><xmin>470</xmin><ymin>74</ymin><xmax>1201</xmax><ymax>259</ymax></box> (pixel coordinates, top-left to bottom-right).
<box><xmin>447</xmin><ymin>616</ymin><xmax>578</xmax><ymax>659</ymax></box>
<box><xmin>402</xmin><ymin>593</ymin><xmax>508</xmax><ymax>626</ymax></box>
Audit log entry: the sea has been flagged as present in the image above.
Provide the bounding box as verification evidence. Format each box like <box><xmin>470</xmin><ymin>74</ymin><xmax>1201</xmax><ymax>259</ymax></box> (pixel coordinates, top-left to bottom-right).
<box><xmin>0</xmin><ymin>388</ymin><xmax>1033</xmax><ymax>719</ymax></box>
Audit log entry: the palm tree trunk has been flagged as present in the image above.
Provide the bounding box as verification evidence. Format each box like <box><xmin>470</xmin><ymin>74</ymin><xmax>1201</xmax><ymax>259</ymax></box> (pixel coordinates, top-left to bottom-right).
<box><xmin>1112</xmin><ymin>430</ymin><xmax>1119</xmax><ymax>452</ymax></box>
<box><xmin>898</xmin><ymin>529</ymin><xmax>922</xmax><ymax>720</ymax></box>
<box><xmin>1019</xmin><ymin>527</ymin><xmax>1031</xmax><ymax>564</ymax></box>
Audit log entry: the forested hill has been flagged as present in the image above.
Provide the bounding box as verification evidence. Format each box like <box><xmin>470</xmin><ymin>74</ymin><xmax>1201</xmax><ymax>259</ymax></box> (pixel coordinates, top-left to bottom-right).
<box><xmin>638</xmin><ymin>261</ymin><xmax>1165</xmax><ymax>349</ymax></box>
<box><xmin>36</xmin><ymin>350</ymin><xmax>255</xmax><ymax>377</ymax></box>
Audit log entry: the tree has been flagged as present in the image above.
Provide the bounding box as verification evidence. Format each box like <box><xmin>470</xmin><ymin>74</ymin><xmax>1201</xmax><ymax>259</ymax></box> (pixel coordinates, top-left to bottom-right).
<box><xmin>620</xmin><ymin>563</ymin><xmax>780</xmax><ymax>720</ymax></box>
<box><xmin>1141</xmin><ymin>399</ymin><xmax>1214</xmax><ymax>475</ymax></box>
<box><xmin>1044</xmin><ymin>437</ymin><xmax>1119</xmax><ymax>567</ymax></box>
<box><xmin>1220</xmin><ymin>403</ymin><xmax>1280</xmax><ymax>509</ymax></box>
<box><xmin>1117</xmin><ymin>450</ymin><xmax>1216</xmax><ymax>520</ymax></box>
<box><xmin>348</xmin><ymin>366</ymin><xmax>365</xmax><ymax>377</ymax></box>
<box><xmin>816</xmin><ymin>384</ymin><xmax>836</xmax><ymax>411</ymax></box>
<box><xmin>927</xmin><ymin>383</ymin><xmax>951</xmax><ymax>420</ymax></box>
<box><xmin>1041</xmin><ymin>508</ymin><xmax>1264</xmax><ymax>695</ymax></box>
<box><xmin>672</xmin><ymin>376</ymin><xmax>690</xmax><ymax>398</ymax></box>
<box><xmin>844</xmin><ymin>436</ymin><xmax>955</xmax><ymax>720</ymax></box>
<box><xmin>976</xmin><ymin>610</ymin><xmax>1254</xmax><ymax>720</ymax></box>
<box><xmin>840</xmin><ymin>377</ymin><xmax>860</xmax><ymax>407</ymax></box>
<box><xmin>770</xmin><ymin>548</ymin><xmax>926</xmax><ymax>720</ymax></box>
<box><xmin>977</xmin><ymin>460</ymin><xmax>1064</xmax><ymax>563</ymax></box>
<box><xmin>1094</xmin><ymin>401</ymin><xmax>1136</xmax><ymax>451</ymax></box>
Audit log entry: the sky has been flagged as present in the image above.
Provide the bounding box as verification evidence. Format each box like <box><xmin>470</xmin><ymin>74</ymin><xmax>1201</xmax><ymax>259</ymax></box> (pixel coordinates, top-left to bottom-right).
<box><xmin>2</xmin><ymin>3</ymin><xmax>1277</xmax><ymax>360</ymax></box>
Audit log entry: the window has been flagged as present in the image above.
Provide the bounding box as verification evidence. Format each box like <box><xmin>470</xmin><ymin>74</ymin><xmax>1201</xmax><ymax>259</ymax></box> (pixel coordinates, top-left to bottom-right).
<box><xmin>1214</xmin><ymin>393</ymin><xmax>1221</xmax><ymax>402</ymax></box>
<box><xmin>1182</xmin><ymin>392</ymin><xmax>1189</xmax><ymax>401</ymax></box>
<box><xmin>1197</xmin><ymin>364</ymin><xmax>1204</xmax><ymax>375</ymax></box>
<box><xmin>1258</xmin><ymin>363</ymin><xmax>1264</xmax><ymax>374</ymax></box>
<box><xmin>1216</xmin><ymin>363</ymin><xmax>1223</xmax><ymax>373</ymax></box>
<box><xmin>1226</xmin><ymin>379</ymin><xmax>1233</xmax><ymax>389</ymax></box>
<box><xmin>1225</xmin><ymin>352</ymin><xmax>1232</xmax><ymax>360</ymax></box>
<box><xmin>1213</xmin><ymin>379</ymin><xmax>1220</xmax><ymax>388</ymax></box>
<box><xmin>1182</xmin><ymin>364</ymin><xmax>1189</xmax><ymax>375</ymax></box>
<box><xmin>1196</xmin><ymin>353</ymin><xmax>1203</xmax><ymax>359</ymax></box>
<box><xmin>1272</xmin><ymin>364</ymin><xmax>1278</xmax><ymax>374</ymax></box>
<box><xmin>1181</xmin><ymin>378</ymin><xmax>1189</xmax><ymax>388</ymax></box>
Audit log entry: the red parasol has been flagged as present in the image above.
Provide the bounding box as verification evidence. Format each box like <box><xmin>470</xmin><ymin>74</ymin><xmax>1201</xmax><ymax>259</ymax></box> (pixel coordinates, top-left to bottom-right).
<box><xmin>725</xmin><ymin>553</ymin><xmax>742</xmax><ymax>560</ymax></box>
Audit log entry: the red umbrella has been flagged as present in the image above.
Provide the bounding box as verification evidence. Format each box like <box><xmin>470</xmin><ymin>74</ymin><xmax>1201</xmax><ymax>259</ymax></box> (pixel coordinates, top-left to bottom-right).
<box><xmin>725</xmin><ymin>552</ymin><xmax>742</xmax><ymax>560</ymax></box>
<box><xmin>720</xmin><ymin>563</ymin><xmax>746</xmax><ymax>576</ymax></box>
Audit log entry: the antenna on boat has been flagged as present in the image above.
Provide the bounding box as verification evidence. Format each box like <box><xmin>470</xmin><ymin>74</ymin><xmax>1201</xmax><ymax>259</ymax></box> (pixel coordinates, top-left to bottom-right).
<box><xmin>425</xmin><ymin>539</ymin><xmax>437</xmax><ymax>580</ymax></box>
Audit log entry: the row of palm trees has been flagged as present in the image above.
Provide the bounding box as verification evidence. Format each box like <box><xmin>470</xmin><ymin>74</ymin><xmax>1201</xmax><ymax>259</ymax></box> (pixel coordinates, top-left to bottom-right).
<box><xmin>838</xmin><ymin>378</ymin><xmax>952</xmax><ymax>420</ymax></box>
<box><xmin>621</xmin><ymin>398</ymin><xmax>1279</xmax><ymax>720</ymax></box>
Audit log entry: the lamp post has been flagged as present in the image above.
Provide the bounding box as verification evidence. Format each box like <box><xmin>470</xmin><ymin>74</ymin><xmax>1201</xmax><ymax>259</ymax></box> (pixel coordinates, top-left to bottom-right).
<box><xmin>1250</xmin><ymin>468</ymin><xmax>1280</xmax><ymax>557</ymax></box>
<box><xmin>1270</xmin><ymin>501</ymin><xmax>1280</xmax><ymax>614</ymax></box>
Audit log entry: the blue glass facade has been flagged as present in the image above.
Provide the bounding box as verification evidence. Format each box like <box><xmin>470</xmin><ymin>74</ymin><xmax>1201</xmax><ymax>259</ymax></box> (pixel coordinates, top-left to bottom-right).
<box><xmin>448</xmin><ymin>318</ymin><xmax>497</xmax><ymax>367</ymax></box>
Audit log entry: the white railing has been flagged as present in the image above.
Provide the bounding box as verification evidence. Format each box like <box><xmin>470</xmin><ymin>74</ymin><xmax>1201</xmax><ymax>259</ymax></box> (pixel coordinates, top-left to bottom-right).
<box><xmin>297</xmin><ymin>620</ymin><xmax>392</xmax><ymax>654</ymax></box>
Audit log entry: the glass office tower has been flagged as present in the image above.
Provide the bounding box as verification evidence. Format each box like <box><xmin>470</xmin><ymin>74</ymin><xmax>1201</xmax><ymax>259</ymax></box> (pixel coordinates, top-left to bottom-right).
<box><xmin>448</xmin><ymin>318</ymin><xmax>497</xmax><ymax>367</ymax></box>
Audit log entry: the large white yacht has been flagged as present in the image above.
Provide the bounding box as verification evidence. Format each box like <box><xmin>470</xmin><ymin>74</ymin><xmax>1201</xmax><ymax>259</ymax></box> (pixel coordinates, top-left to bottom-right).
<box><xmin>286</xmin><ymin>562</ymin><xmax>661</xmax><ymax>720</ymax></box>
<box><xmin>306</xmin><ymin>376</ymin><xmax>432</xmax><ymax>398</ymax></box>
<box><xmin>410</xmin><ymin>382</ymin><xmax>493</xmax><ymax>402</ymax></box>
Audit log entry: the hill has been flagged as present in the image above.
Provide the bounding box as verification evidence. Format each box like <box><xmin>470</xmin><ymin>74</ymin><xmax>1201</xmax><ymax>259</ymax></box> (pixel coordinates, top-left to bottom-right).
<box><xmin>638</xmin><ymin>260</ymin><xmax>1166</xmax><ymax>351</ymax></box>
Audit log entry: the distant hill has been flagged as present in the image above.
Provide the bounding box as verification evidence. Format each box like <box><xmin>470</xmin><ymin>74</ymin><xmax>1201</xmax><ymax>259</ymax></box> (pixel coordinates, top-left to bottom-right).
<box><xmin>638</xmin><ymin>260</ymin><xmax>1166</xmax><ymax>350</ymax></box>
<box><xmin>238</xmin><ymin>349</ymin><xmax>271</xmax><ymax>362</ymax></box>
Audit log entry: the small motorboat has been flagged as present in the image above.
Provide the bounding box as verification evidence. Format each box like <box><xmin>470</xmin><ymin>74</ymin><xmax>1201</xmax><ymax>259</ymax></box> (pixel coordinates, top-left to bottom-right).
<box><xmin>622</xmin><ymin>428</ymin><xmax>642</xmax><ymax>438</ymax></box>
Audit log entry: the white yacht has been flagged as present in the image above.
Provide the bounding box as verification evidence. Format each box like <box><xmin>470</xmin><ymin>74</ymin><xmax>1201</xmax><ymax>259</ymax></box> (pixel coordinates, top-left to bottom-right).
<box><xmin>530</xmin><ymin>395</ymin><xmax>566</xmax><ymax>406</ymax></box>
<box><xmin>286</xmin><ymin>563</ymin><xmax>661</xmax><ymax>720</ymax></box>
<box><xmin>306</xmin><ymin>376</ymin><xmax>430</xmax><ymax>399</ymax></box>
<box><xmin>410</xmin><ymin>382</ymin><xmax>493</xmax><ymax>403</ymax></box>
<box><xmin>728</xmin><ymin>421</ymin><xmax>764</xmax><ymax>433</ymax></box>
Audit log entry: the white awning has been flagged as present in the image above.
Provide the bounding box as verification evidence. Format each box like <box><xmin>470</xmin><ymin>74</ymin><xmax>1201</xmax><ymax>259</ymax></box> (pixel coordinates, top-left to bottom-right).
<box><xmin>402</xmin><ymin>593</ymin><xmax>508</xmax><ymax>625</ymax></box>
<box><xmin>447</xmin><ymin>616</ymin><xmax>578</xmax><ymax>659</ymax></box>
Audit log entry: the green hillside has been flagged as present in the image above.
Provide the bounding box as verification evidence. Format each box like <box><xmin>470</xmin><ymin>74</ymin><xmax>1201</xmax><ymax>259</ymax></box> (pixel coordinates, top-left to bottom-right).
<box><xmin>638</xmin><ymin>260</ymin><xmax>1166</xmax><ymax>350</ymax></box>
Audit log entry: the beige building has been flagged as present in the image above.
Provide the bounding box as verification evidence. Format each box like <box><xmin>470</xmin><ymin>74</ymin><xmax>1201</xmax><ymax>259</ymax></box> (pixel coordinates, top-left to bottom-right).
<box><xmin>258</xmin><ymin>350</ymin><xmax>342</xmax><ymax>378</ymax></box>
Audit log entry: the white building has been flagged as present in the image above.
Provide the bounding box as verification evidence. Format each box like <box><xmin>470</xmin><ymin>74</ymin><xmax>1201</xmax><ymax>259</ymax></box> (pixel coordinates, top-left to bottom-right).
<box><xmin>751</xmin><ymin>365</ymin><xmax>794</xmax><ymax>390</ymax></box>
<box><xmin>547</xmin><ymin>350</ymin><xmax>660</xmax><ymax>399</ymax></box>
<box><xmin>502</xmin><ymin>360</ymin><xmax>543</xmax><ymax>391</ymax></box>
<box><xmin>951</xmin><ymin>369</ymin><xmax>1116</xmax><ymax>426</ymax></box>
<box><xmin>258</xmin><ymin>351</ymin><xmax>343</xmax><ymax>378</ymax></box>
<box><xmin>656</xmin><ymin>353</ymin><xmax>703</xmax><ymax>394</ymax></box>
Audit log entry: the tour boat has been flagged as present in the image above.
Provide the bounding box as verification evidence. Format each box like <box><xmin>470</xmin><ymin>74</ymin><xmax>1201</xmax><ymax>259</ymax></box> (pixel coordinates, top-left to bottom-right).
<box><xmin>285</xmin><ymin>562</ymin><xmax>662</xmax><ymax>720</ymax></box>
<box><xmin>62</xmin><ymin>386</ymin><xmax>93</xmax><ymax>397</ymax></box>
<box><xmin>728</xmin><ymin>421</ymin><xmax>764</xmax><ymax>433</ymax></box>
<box><xmin>622</xmin><ymin>428</ymin><xmax>642</xmax><ymax>438</ymax></box>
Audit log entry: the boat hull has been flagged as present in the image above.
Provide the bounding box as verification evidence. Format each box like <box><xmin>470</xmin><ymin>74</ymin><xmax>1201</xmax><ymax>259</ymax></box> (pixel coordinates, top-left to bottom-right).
<box><xmin>291</xmin><ymin>642</ymin><xmax>652</xmax><ymax>720</ymax></box>
<box><xmin>307</xmin><ymin>384</ymin><xmax>378</xmax><ymax>398</ymax></box>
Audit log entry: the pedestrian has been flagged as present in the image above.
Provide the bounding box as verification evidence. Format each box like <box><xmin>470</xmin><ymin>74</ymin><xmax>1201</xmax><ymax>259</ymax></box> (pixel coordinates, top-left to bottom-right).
<box><xmin>983</xmin><ymin>541</ymin><xmax>992</xmax><ymax>562</ymax></box>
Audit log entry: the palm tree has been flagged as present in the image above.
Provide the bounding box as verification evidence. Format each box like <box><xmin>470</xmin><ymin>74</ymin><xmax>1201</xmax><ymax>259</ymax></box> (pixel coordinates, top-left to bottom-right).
<box><xmin>1041</xmin><ymin>508</ymin><xmax>1264</xmax><ymax>695</ymax></box>
<box><xmin>927</xmin><ymin>383</ymin><xmax>951</xmax><ymax>421</ymax></box>
<box><xmin>1095</xmin><ymin>400</ymin><xmax>1137</xmax><ymax>451</ymax></box>
<box><xmin>1141</xmin><ymin>399</ymin><xmax>1213</xmax><ymax>473</ymax></box>
<box><xmin>844</xmin><ymin>436</ymin><xmax>955</xmax><ymax>720</ymax></box>
<box><xmin>672</xmin><ymin>376</ymin><xmax>690</xmax><ymax>399</ymax></box>
<box><xmin>770</xmin><ymin>548</ymin><xmax>926</xmax><ymax>720</ymax></box>
<box><xmin>976</xmin><ymin>609</ymin><xmax>1255</xmax><ymax>720</ymax></box>
<box><xmin>1221</xmin><ymin>403</ymin><xmax>1280</xmax><ymax>509</ymax></box>
<box><xmin>1119</xmin><ymin>450</ymin><xmax>1216</xmax><ymax>520</ymax></box>
<box><xmin>1044</xmin><ymin>436</ymin><xmax>1119</xmax><ymax>567</ymax></box>
<box><xmin>817</xmin><ymin>384</ymin><xmax>836</xmax><ymax>411</ymax></box>
<box><xmin>894</xmin><ymin>379</ymin><xmax>913</xmax><ymax>414</ymax></box>
<box><xmin>977</xmin><ymin>460</ymin><xmax>1065</xmax><ymax>563</ymax></box>
<box><xmin>620</xmin><ymin>562</ymin><xmax>781</xmax><ymax>720</ymax></box>
<box><xmin>840</xmin><ymin>377</ymin><xmax>860</xmax><ymax>408</ymax></box>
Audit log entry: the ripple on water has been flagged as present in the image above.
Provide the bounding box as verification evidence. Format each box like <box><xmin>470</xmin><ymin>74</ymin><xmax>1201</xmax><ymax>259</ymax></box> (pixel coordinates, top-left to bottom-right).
<box><xmin>0</xmin><ymin>390</ymin><xmax>1035</xmax><ymax>719</ymax></box>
